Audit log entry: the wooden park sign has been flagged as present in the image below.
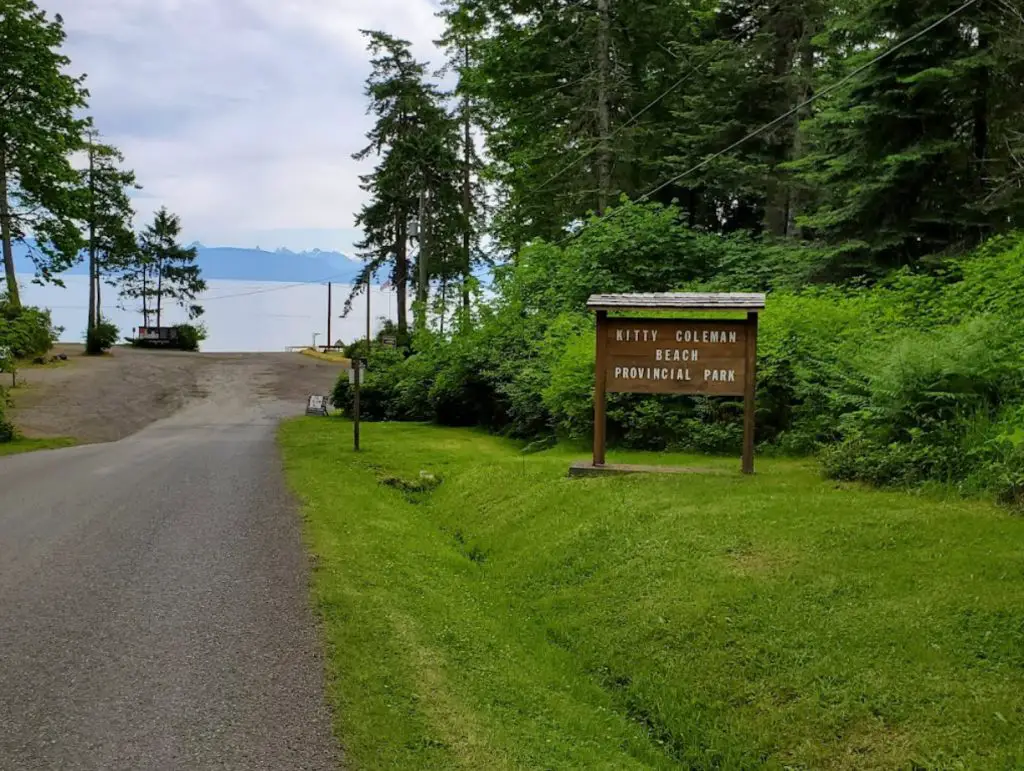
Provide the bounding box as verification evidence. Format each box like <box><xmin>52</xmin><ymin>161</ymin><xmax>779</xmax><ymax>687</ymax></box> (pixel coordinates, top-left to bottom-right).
<box><xmin>578</xmin><ymin>292</ymin><xmax>765</xmax><ymax>476</ymax></box>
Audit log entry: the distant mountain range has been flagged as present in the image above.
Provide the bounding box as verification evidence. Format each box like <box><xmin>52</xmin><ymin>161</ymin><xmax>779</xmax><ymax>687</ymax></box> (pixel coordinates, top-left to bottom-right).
<box><xmin>12</xmin><ymin>242</ymin><xmax>367</xmax><ymax>284</ymax></box>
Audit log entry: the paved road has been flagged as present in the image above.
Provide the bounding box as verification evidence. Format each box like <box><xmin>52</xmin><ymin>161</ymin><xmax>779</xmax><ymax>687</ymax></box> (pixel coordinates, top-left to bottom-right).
<box><xmin>0</xmin><ymin>355</ymin><xmax>341</xmax><ymax>769</ymax></box>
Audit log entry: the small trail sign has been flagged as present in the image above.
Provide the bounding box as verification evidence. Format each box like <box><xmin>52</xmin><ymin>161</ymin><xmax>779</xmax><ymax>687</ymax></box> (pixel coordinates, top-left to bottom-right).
<box><xmin>577</xmin><ymin>292</ymin><xmax>765</xmax><ymax>477</ymax></box>
<box><xmin>306</xmin><ymin>394</ymin><xmax>330</xmax><ymax>416</ymax></box>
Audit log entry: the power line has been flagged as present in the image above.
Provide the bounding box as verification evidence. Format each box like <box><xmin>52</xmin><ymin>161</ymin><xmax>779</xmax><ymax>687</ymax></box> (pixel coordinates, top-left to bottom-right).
<box><xmin>201</xmin><ymin>272</ymin><xmax>355</xmax><ymax>302</ymax></box>
<box><xmin>533</xmin><ymin>2</ymin><xmax>783</xmax><ymax>195</ymax></box>
<box><xmin>557</xmin><ymin>0</ymin><xmax>983</xmax><ymax>246</ymax></box>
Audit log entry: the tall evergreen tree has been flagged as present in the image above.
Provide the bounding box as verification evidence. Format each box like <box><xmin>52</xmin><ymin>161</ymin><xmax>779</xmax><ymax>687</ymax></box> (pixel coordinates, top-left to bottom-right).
<box><xmin>0</xmin><ymin>0</ymin><xmax>89</xmax><ymax>309</ymax></box>
<box><xmin>80</xmin><ymin>131</ymin><xmax>138</xmax><ymax>331</ymax></box>
<box><xmin>121</xmin><ymin>208</ymin><xmax>204</xmax><ymax>328</ymax></box>
<box><xmin>351</xmin><ymin>30</ymin><xmax>462</xmax><ymax>340</ymax></box>
<box><xmin>793</xmin><ymin>0</ymin><xmax>1024</xmax><ymax>274</ymax></box>
<box><xmin>438</xmin><ymin>0</ymin><xmax>490</xmax><ymax>320</ymax></box>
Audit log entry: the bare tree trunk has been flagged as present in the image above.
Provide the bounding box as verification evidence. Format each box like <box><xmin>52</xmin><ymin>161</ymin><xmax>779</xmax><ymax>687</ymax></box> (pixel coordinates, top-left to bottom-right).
<box><xmin>142</xmin><ymin>269</ymin><xmax>149</xmax><ymax>328</ymax></box>
<box><xmin>461</xmin><ymin>45</ymin><xmax>473</xmax><ymax>320</ymax></box>
<box><xmin>0</xmin><ymin>139</ymin><xmax>21</xmax><ymax>309</ymax></box>
<box><xmin>156</xmin><ymin>258</ymin><xmax>163</xmax><ymax>329</ymax></box>
<box><xmin>87</xmin><ymin>135</ymin><xmax>97</xmax><ymax>330</ymax></box>
<box><xmin>595</xmin><ymin>0</ymin><xmax>613</xmax><ymax>213</ymax></box>
<box><xmin>395</xmin><ymin>216</ymin><xmax>408</xmax><ymax>341</ymax></box>
<box><xmin>417</xmin><ymin>189</ymin><xmax>429</xmax><ymax>307</ymax></box>
<box><xmin>764</xmin><ymin>13</ymin><xmax>801</xmax><ymax>237</ymax></box>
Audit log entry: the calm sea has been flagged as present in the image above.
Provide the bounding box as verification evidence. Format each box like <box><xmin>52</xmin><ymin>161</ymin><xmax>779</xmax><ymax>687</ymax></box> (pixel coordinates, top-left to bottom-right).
<box><xmin>18</xmin><ymin>275</ymin><xmax>402</xmax><ymax>352</ymax></box>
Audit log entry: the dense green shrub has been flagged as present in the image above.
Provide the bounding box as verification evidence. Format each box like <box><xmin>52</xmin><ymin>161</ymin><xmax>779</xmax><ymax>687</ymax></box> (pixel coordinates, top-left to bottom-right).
<box><xmin>341</xmin><ymin>214</ymin><xmax>1024</xmax><ymax>501</ymax></box>
<box><xmin>0</xmin><ymin>303</ymin><xmax>59</xmax><ymax>359</ymax></box>
<box><xmin>85</xmin><ymin>320</ymin><xmax>120</xmax><ymax>354</ymax></box>
<box><xmin>175</xmin><ymin>324</ymin><xmax>206</xmax><ymax>352</ymax></box>
<box><xmin>0</xmin><ymin>387</ymin><xmax>14</xmax><ymax>443</ymax></box>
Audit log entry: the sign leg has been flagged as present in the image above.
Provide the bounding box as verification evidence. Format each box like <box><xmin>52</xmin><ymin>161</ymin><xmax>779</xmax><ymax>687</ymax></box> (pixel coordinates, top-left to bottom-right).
<box><xmin>594</xmin><ymin>311</ymin><xmax>608</xmax><ymax>467</ymax></box>
<box><xmin>742</xmin><ymin>311</ymin><xmax>758</xmax><ymax>474</ymax></box>
<box><xmin>353</xmin><ymin>361</ymin><xmax>361</xmax><ymax>452</ymax></box>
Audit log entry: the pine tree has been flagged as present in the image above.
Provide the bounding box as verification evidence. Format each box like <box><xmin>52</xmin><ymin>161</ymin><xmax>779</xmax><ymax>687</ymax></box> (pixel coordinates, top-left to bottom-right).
<box><xmin>80</xmin><ymin>131</ymin><xmax>138</xmax><ymax>331</ymax></box>
<box><xmin>793</xmin><ymin>0</ymin><xmax>1024</xmax><ymax>274</ymax></box>
<box><xmin>122</xmin><ymin>208</ymin><xmax>204</xmax><ymax>328</ymax></box>
<box><xmin>437</xmin><ymin>0</ymin><xmax>490</xmax><ymax>321</ymax></box>
<box><xmin>0</xmin><ymin>0</ymin><xmax>90</xmax><ymax>309</ymax></box>
<box><xmin>351</xmin><ymin>30</ymin><xmax>462</xmax><ymax>341</ymax></box>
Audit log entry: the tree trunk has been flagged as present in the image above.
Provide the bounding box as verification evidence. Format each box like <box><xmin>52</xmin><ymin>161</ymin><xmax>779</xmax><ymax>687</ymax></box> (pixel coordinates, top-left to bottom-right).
<box><xmin>417</xmin><ymin>189</ymin><xmax>430</xmax><ymax>312</ymax></box>
<box><xmin>0</xmin><ymin>139</ymin><xmax>21</xmax><ymax>309</ymax></box>
<box><xmin>395</xmin><ymin>216</ymin><xmax>408</xmax><ymax>341</ymax></box>
<box><xmin>763</xmin><ymin>12</ymin><xmax>801</xmax><ymax>237</ymax></box>
<box><xmin>595</xmin><ymin>0</ymin><xmax>613</xmax><ymax>213</ymax></box>
<box><xmin>87</xmin><ymin>137</ymin><xmax>97</xmax><ymax>330</ymax></box>
<box><xmin>156</xmin><ymin>259</ymin><xmax>163</xmax><ymax>328</ymax></box>
<box><xmin>461</xmin><ymin>45</ymin><xmax>473</xmax><ymax>320</ymax></box>
<box><xmin>142</xmin><ymin>269</ymin><xmax>149</xmax><ymax>328</ymax></box>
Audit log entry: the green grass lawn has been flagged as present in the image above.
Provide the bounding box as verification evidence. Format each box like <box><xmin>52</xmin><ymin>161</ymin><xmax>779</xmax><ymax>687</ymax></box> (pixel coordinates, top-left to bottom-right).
<box><xmin>279</xmin><ymin>419</ymin><xmax>1024</xmax><ymax>770</ymax></box>
<box><xmin>0</xmin><ymin>437</ymin><xmax>77</xmax><ymax>457</ymax></box>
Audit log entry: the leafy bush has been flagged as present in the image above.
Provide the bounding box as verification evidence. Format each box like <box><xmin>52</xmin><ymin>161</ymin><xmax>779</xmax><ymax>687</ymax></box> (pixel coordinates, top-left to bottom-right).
<box><xmin>0</xmin><ymin>387</ymin><xmax>14</xmax><ymax>443</ymax></box>
<box><xmin>175</xmin><ymin>323</ymin><xmax>206</xmax><ymax>352</ymax></box>
<box><xmin>85</xmin><ymin>320</ymin><xmax>120</xmax><ymax>355</ymax></box>
<box><xmin>0</xmin><ymin>303</ymin><xmax>59</xmax><ymax>359</ymax></box>
<box><xmin>339</xmin><ymin>215</ymin><xmax>1024</xmax><ymax>501</ymax></box>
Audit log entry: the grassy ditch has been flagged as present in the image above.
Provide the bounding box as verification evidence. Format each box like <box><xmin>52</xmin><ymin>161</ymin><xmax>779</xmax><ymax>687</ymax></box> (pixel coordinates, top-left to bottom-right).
<box><xmin>280</xmin><ymin>419</ymin><xmax>1024</xmax><ymax>770</ymax></box>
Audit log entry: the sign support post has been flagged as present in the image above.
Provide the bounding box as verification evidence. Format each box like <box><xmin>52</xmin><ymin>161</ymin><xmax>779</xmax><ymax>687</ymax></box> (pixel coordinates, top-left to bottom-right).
<box><xmin>593</xmin><ymin>310</ymin><xmax>608</xmax><ymax>467</ymax></box>
<box><xmin>742</xmin><ymin>310</ymin><xmax>758</xmax><ymax>475</ymax></box>
<box><xmin>575</xmin><ymin>292</ymin><xmax>765</xmax><ymax>478</ymax></box>
<box><xmin>352</xmin><ymin>359</ymin><xmax>361</xmax><ymax>452</ymax></box>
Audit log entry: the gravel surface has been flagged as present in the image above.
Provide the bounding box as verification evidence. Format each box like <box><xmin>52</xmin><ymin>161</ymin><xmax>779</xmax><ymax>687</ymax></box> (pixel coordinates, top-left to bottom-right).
<box><xmin>0</xmin><ymin>353</ymin><xmax>343</xmax><ymax>769</ymax></box>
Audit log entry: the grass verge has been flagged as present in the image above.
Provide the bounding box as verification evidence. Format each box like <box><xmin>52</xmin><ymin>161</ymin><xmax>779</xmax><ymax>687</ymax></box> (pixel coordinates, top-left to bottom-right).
<box><xmin>0</xmin><ymin>437</ymin><xmax>77</xmax><ymax>456</ymax></box>
<box><xmin>300</xmin><ymin>348</ymin><xmax>351</xmax><ymax>365</ymax></box>
<box><xmin>280</xmin><ymin>419</ymin><xmax>1024</xmax><ymax>770</ymax></box>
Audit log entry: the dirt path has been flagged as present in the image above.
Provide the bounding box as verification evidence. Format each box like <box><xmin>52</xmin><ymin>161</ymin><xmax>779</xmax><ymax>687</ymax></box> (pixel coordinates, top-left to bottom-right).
<box><xmin>10</xmin><ymin>345</ymin><xmax>342</xmax><ymax>444</ymax></box>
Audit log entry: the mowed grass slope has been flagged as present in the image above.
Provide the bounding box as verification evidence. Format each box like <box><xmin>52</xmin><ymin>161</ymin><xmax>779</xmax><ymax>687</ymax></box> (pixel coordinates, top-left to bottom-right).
<box><xmin>280</xmin><ymin>420</ymin><xmax>1024</xmax><ymax>770</ymax></box>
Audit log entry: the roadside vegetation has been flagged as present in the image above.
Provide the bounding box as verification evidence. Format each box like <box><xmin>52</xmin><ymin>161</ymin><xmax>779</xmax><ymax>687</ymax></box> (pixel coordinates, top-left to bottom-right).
<box><xmin>281</xmin><ymin>420</ymin><xmax>1024</xmax><ymax>769</ymax></box>
<box><xmin>0</xmin><ymin>436</ymin><xmax>76</xmax><ymax>456</ymax></box>
<box><xmin>1</xmin><ymin>2</ymin><xmax>207</xmax><ymax>365</ymax></box>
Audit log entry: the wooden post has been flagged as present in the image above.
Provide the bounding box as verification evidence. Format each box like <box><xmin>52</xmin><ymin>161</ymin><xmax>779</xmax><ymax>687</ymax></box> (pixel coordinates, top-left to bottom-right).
<box><xmin>742</xmin><ymin>311</ymin><xmax>759</xmax><ymax>474</ymax></box>
<box><xmin>593</xmin><ymin>310</ymin><xmax>608</xmax><ymax>467</ymax></box>
<box><xmin>327</xmin><ymin>282</ymin><xmax>332</xmax><ymax>350</ymax></box>
<box><xmin>353</xmin><ymin>359</ymin><xmax>361</xmax><ymax>452</ymax></box>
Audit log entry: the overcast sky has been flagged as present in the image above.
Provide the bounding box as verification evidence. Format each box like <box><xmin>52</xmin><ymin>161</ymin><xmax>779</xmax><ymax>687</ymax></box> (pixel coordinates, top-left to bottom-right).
<box><xmin>55</xmin><ymin>0</ymin><xmax>446</xmax><ymax>254</ymax></box>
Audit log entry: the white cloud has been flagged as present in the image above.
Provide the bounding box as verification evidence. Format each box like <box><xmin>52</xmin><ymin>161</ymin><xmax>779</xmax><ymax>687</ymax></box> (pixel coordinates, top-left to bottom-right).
<box><xmin>50</xmin><ymin>0</ymin><xmax>447</xmax><ymax>252</ymax></box>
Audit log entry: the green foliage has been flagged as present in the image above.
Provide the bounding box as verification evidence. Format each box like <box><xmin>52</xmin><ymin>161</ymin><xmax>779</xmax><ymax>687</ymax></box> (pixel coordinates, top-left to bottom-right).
<box><xmin>282</xmin><ymin>420</ymin><xmax>1024</xmax><ymax>769</ymax></box>
<box><xmin>0</xmin><ymin>0</ymin><xmax>90</xmax><ymax>308</ymax></box>
<box><xmin>85</xmin><ymin>319</ymin><xmax>119</xmax><ymax>355</ymax></box>
<box><xmin>119</xmin><ymin>208</ymin><xmax>205</xmax><ymax>326</ymax></box>
<box><xmin>0</xmin><ymin>302</ymin><xmax>58</xmax><ymax>359</ymax></box>
<box><xmin>348</xmin><ymin>224</ymin><xmax>1024</xmax><ymax>501</ymax></box>
<box><xmin>0</xmin><ymin>386</ymin><xmax>14</xmax><ymax>443</ymax></box>
<box><xmin>173</xmin><ymin>323</ymin><xmax>205</xmax><ymax>352</ymax></box>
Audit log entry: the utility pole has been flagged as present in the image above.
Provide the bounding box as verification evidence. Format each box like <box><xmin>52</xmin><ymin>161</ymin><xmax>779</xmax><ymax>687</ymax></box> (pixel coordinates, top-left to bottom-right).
<box><xmin>326</xmin><ymin>282</ymin><xmax>332</xmax><ymax>350</ymax></box>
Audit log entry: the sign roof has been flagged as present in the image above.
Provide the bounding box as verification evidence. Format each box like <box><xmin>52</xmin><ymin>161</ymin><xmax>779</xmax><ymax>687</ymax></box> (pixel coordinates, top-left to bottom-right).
<box><xmin>587</xmin><ymin>292</ymin><xmax>766</xmax><ymax>312</ymax></box>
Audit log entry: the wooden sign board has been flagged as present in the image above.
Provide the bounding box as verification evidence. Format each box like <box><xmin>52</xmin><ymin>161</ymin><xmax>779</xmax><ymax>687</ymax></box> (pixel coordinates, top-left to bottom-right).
<box><xmin>584</xmin><ymin>292</ymin><xmax>765</xmax><ymax>476</ymax></box>
<box><xmin>605</xmin><ymin>319</ymin><xmax>748</xmax><ymax>396</ymax></box>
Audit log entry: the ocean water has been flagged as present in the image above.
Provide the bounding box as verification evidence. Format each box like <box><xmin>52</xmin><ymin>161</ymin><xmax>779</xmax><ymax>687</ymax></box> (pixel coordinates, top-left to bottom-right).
<box><xmin>17</xmin><ymin>275</ymin><xmax>404</xmax><ymax>352</ymax></box>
